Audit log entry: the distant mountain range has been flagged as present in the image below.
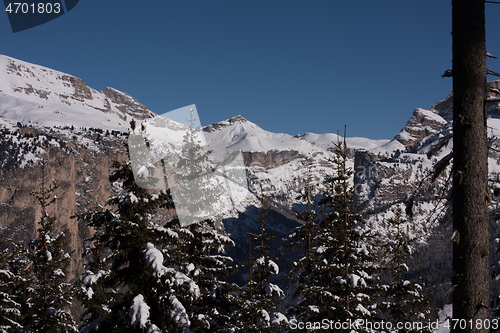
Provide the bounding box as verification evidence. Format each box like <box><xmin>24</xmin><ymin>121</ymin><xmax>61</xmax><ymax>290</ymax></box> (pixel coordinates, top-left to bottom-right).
<box><xmin>2</xmin><ymin>54</ymin><xmax>500</xmax><ymax>310</ymax></box>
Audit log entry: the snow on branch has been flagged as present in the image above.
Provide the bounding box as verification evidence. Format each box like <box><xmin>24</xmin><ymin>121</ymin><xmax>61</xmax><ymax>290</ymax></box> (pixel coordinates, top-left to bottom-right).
<box><xmin>169</xmin><ymin>295</ymin><xmax>192</xmax><ymax>333</ymax></box>
<box><xmin>271</xmin><ymin>312</ymin><xmax>289</xmax><ymax>326</ymax></box>
<box><xmin>129</xmin><ymin>294</ymin><xmax>150</xmax><ymax>329</ymax></box>
<box><xmin>142</xmin><ymin>243</ymin><xmax>200</xmax><ymax>298</ymax></box>
<box><xmin>265</xmin><ymin>282</ymin><xmax>284</xmax><ymax>298</ymax></box>
<box><xmin>143</xmin><ymin>242</ymin><xmax>170</xmax><ymax>277</ymax></box>
<box><xmin>82</xmin><ymin>270</ymin><xmax>107</xmax><ymax>286</ymax></box>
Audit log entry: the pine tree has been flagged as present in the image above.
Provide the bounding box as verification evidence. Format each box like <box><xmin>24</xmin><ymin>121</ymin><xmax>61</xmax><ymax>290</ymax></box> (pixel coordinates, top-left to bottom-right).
<box><xmin>284</xmin><ymin>155</ymin><xmax>322</xmax><ymax>323</ymax></box>
<box><xmin>162</xmin><ymin>218</ymin><xmax>240</xmax><ymax>332</ymax></box>
<box><xmin>0</xmin><ymin>246</ymin><xmax>22</xmax><ymax>333</ymax></box>
<box><xmin>165</xmin><ymin>108</ymin><xmax>222</xmax><ymax>227</ymax></box>
<box><xmin>288</xmin><ymin>156</ymin><xmax>320</xmax><ymax>258</ymax></box>
<box><xmin>0</xmin><ymin>242</ymin><xmax>33</xmax><ymax>333</ymax></box>
<box><xmin>379</xmin><ymin>204</ymin><xmax>431</xmax><ymax>332</ymax></box>
<box><xmin>237</xmin><ymin>185</ymin><xmax>287</xmax><ymax>332</ymax></box>
<box><xmin>27</xmin><ymin>159</ymin><xmax>77</xmax><ymax>332</ymax></box>
<box><xmin>165</xmin><ymin>110</ymin><xmax>241</xmax><ymax>332</ymax></box>
<box><xmin>78</xmin><ymin>157</ymin><xmax>188</xmax><ymax>333</ymax></box>
<box><xmin>79</xmin><ymin>119</ymin><xmax>238</xmax><ymax>333</ymax></box>
<box><xmin>288</xmin><ymin>131</ymin><xmax>378</xmax><ymax>331</ymax></box>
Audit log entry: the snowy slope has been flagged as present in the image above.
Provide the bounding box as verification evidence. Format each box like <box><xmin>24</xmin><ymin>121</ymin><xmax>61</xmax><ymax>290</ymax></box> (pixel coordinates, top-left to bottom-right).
<box><xmin>0</xmin><ymin>54</ymin><xmax>154</xmax><ymax>131</ymax></box>
<box><xmin>0</xmin><ymin>55</ymin><xmax>392</xmax><ymax>226</ymax></box>
<box><xmin>0</xmin><ymin>55</ymin><xmax>388</xmax><ymax>155</ymax></box>
<box><xmin>203</xmin><ymin>116</ymin><xmax>324</xmax><ymax>153</ymax></box>
<box><xmin>301</xmin><ymin>132</ymin><xmax>389</xmax><ymax>151</ymax></box>
<box><xmin>202</xmin><ymin>115</ymin><xmax>388</xmax><ymax>154</ymax></box>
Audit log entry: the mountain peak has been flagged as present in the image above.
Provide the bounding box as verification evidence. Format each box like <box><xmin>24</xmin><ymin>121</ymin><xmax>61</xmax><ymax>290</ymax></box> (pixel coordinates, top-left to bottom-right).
<box><xmin>227</xmin><ymin>115</ymin><xmax>248</xmax><ymax>123</ymax></box>
<box><xmin>0</xmin><ymin>55</ymin><xmax>155</xmax><ymax>129</ymax></box>
<box><xmin>203</xmin><ymin>115</ymin><xmax>255</xmax><ymax>132</ymax></box>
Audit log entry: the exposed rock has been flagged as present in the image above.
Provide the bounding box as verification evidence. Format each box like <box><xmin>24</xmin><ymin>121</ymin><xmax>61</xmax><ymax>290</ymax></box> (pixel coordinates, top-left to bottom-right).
<box><xmin>203</xmin><ymin>115</ymin><xmax>250</xmax><ymax>132</ymax></box>
<box><xmin>353</xmin><ymin>149</ymin><xmax>381</xmax><ymax>184</ymax></box>
<box><xmin>0</xmin><ymin>125</ymin><xmax>128</xmax><ymax>281</ymax></box>
<box><xmin>242</xmin><ymin>150</ymin><xmax>301</xmax><ymax>168</ymax></box>
<box><xmin>61</xmin><ymin>75</ymin><xmax>93</xmax><ymax>101</ymax></box>
<box><xmin>104</xmin><ymin>87</ymin><xmax>153</xmax><ymax>120</ymax></box>
<box><xmin>394</xmin><ymin>108</ymin><xmax>447</xmax><ymax>147</ymax></box>
<box><xmin>392</xmin><ymin>80</ymin><xmax>500</xmax><ymax>148</ymax></box>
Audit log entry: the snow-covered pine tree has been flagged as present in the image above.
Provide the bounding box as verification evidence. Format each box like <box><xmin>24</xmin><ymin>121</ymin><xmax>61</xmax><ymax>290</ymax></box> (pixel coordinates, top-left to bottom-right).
<box><xmin>284</xmin><ymin>155</ymin><xmax>322</xmax><ymax>323</ymax></box>
<box><xmin>78</xmin><ymin>146</ymin><xmax>193</xmax><ymax>333</ymax></box>
<box><xmin>288</xmin><ymin>156</ymin><xmax>320</xmax><ymax>257</ymax></box>
<box><xmin>163</xmin><ymin>110</ymin><xmax>241</xmax><ymax>332</ymax></box>
<box><xmin>0</xmin><ymin>246</ymin><xmax>21</xmax><ymax>333</ymax></box>
<box><xmin>289</xmin><ymin>130</ymin><xmax>378</xmax><ymax>331</ymax></box>
<box><xmin>0</xmin><ymin>242</ymin><xmax>32</xmax><ymax>333</ymax></box>
<box><xmin>79</xmin><ymin>118</ymin><xmax>239</xmax><ymax>333</ymax></box>
<box><xmin>236</xmin><ymin>185</ymin><xmax>287</xmax><ymax>332</ymax></box>
<box><xmin>165</xmin><ymin>108</ymin><xmax>222</xmax><ymax>227</ymax></box>
<box><xmin>27</xmin><ymin>159</ymin><xmax>78</xmax><ymax>332</ymax></box>
<box><xmin>163</xmin><ymin>218</ymin><xmax>240</xmax><ymax>332</ymax></box>
<box><xmin>379</xmin><ymin>204</ymin><xmax>431</xmax><ymax>331</ymax></box>
<box><xmin>78</xmin><ymin>159</ymin><xmax>200</xmax><ymax>333</ymax></box>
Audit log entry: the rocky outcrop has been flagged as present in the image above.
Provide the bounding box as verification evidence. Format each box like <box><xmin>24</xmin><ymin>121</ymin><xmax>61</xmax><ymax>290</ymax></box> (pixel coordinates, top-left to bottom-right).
<box><xmin>203</xmin><ymin>115</ymin><xmax>250</xmax><ymax>132</ymax></box>
<box><xmin>104</xmin><ymin>87</ymin><xmax>153</xmax><ymax>120</ymax></box>
<box><xmin>393</xmin><ymin>80</ymin><xmax>500</xmax><ymax>148</ymax></box>
<box><xmin>242</xmin><ymin>150</ymin><xmax>301</xmax><ymax>168</ymax></box>
<box><xmin>353</xmin><ymin>149</ymin><xmax>381</xmax><ymax>184</ymax></box>
<box><xmin>0</xmin><ymin>125</ymin><xmax>128</xmax><ymax>280</ymax></box>
<box><xmin>394</xmin><ymin>108</ymin><xmax>448</xmax><ymax>147</ymax></box>
<box><xmin>1</xmin><ymin>55</ymin><xmax>156</xmax><ymax>127</ymax></box>
<box><xmin>61</xmin><ymin>75</ymin><xmax>93</xmax><ymax>101</ymax></box>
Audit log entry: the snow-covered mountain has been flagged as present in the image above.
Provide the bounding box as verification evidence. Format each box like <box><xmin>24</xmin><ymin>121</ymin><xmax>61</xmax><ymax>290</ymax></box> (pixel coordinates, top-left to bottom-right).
<box><xmin>203</xmin><ymin>115</ymin><xmax>389</xmax><ymax>154</ymax></box>
<box><xmin>3</xmin><ymin>54</ymin><xmax>500</xmax><ymax>312</ymax></box>
<box><xmin>0</xmin><ymin>55</ymin><xmax>388</xmax><ymax>279</ymax></box>
<box><xmin>0</xmin><ymin>54</ymin><xmax>389</xmax><ymax>221</ymax></box>
<box><xmin>0</xmin><ymin>54</ymin><xmax>387</xmax><ymax>151</ymax></box>
<box><xmin>0</xmin><ymin>55</ymin><xmax>154</xmax><ymax>130</ymax></box>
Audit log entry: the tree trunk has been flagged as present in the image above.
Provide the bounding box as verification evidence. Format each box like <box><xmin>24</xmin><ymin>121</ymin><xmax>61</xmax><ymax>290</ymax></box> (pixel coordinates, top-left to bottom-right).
<box><xmin>452</xmin><ymin>0</ymin><xmax>489</xmax><ymax>332</ymax></box>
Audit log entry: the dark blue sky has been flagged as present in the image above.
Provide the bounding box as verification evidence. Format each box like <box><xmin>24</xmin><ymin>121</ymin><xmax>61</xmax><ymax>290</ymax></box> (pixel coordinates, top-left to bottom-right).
<box><xmin>2</xmin><ymin>0</ymin><xmax>500</xmax><ymax>139</ymax></box>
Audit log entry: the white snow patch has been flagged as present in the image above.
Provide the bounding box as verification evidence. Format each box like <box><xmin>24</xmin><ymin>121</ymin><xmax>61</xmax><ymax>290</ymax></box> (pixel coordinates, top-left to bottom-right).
<box><xmin>268</xmin><ymin>259</ymin><xmax>279</xmax><ymax>275</ymax></box>
<box><xmin>271</xmin><ymin>312</ymin><xmax>288</xmax><ymax>326</ymax></box>
<box><xmin>129</xmin><ymin>294</ymin><xmax>150</xmax><ymax>329</ymax></box>
<box><xmin>433</xmin><ymin>304</ymin><xmax>452</xmax><ymax>333</ymax></box>
<box><xmin>169</xmin><ymin>295</ymin><xmax>191</xmax><ymax>332</ymax></box>
<box><xmin>82</xmin><ymin>270</ymin><xmax>106</xmax><ymax>286</ymax></box>
<box><xmin>265</xmin><ymin>282</ymin><xmax>284</xmax><ymax>298</ymax></box>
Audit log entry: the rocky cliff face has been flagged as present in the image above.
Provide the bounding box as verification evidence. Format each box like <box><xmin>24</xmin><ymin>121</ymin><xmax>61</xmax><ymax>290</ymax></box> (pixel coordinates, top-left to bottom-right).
<box><xmin>393</xmin><ymin>81</ymin><xmax>500</xmax><ymax>148</ymax></box>
<box><xmin>0</xmin><ymin>123</ymin><xmax>128</xmax><ymax>280</ymax></box>
<box><xmin>242</xmin><ymin>150</ymin><xmax>301</xmax><ymax>168</ymax></box>
<box><xmin>394</xmin><ymin>108</ymin><xmax>448</xmax><ymax>147</ymax></box>
<box><xmin>103</xmin><ymin>87</ymin><xmax>154</xmax><ymax>120</ymax></box>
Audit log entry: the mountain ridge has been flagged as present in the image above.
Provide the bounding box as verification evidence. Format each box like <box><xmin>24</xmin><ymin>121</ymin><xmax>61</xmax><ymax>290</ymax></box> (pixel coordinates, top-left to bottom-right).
<box><xmin>0</xmin><ymin>55</ymin><xmax>389</xmax><ymax>152</ymax></box>
<box><xmin>3</xmin><ymin>55</ymin><xmax>500</xmax><ymax>313</ymax></box>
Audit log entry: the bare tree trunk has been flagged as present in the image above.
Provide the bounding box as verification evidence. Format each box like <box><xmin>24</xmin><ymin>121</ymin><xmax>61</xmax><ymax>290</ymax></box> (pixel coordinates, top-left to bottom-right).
<box><xmin>452</xmin><ymin>0</ymin><xmax>489</xmax><ymax>332</ymax></box>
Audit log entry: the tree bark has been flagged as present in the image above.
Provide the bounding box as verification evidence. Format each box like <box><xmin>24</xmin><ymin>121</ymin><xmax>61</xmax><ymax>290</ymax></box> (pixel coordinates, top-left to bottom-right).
<box><xmin>452</xmin><ymin>0</ymin><xmax>489</xmax><ymax>332</ymax></box>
